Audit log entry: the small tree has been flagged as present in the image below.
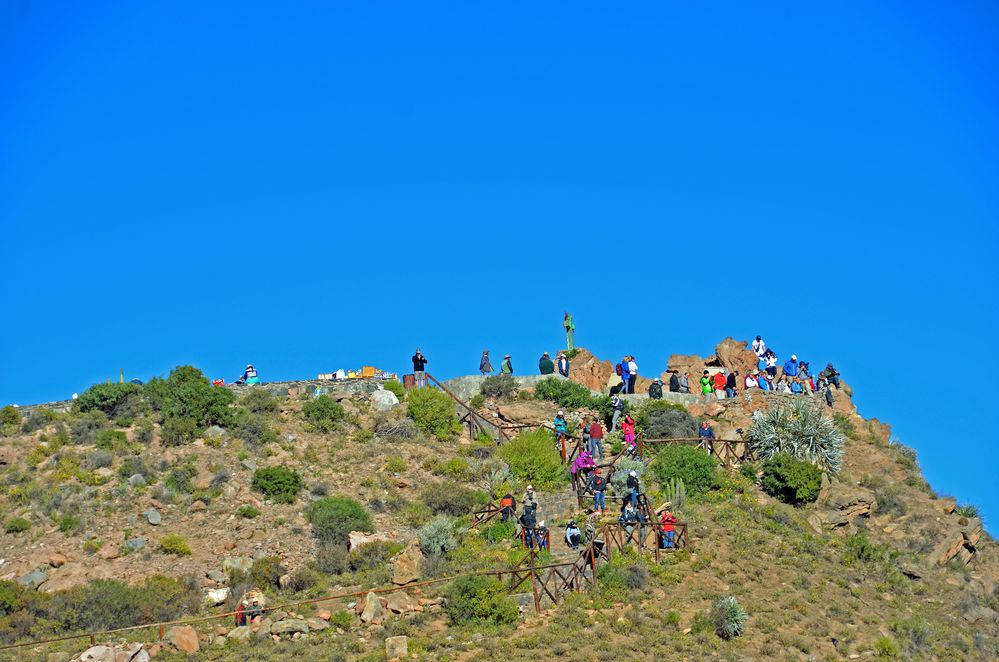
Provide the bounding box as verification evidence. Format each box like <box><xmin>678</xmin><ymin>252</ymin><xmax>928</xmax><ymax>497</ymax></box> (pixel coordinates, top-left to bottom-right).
<box><xmin>480</xmin><ymin>375</ymin><xmax>517</xmax><ymax>400</ymax></box>
<box><xmin>74</xmin><ymin>383</ymin><xmax>143</xmax><ymax>418</ymax></box>
<box><xmin>306</xmin><ymin>496</ymin><xmax>373</xmax><ymax>545</ymax></box>
<box><xmin>406</xmin><ymin>388</ymin><xmax>460</xmax><ymax>441</ymax></box>
<box><xmin>533</xmin><ymin>378</ymin><xmax>593</xmax><ymax>409</ymax></box>
<box><xmin>443</xmin><ymin>575</ymin><xmax>519</xmax><ymax>626</ymax></box>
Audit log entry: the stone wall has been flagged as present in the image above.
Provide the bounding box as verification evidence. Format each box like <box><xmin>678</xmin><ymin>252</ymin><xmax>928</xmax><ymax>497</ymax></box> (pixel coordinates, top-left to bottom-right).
<box><xmin>442</xmin><ymin>374</ymin><xmax>570</xmax><ymax>402</ymax></box>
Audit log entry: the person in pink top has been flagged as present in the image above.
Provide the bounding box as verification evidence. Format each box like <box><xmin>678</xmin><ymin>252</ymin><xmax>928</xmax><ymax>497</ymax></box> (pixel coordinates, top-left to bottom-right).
<box><xmin>621</xmin><ymin>415</ymin><xmax>637</xmax><ymax>455</ymax></box>
<box><xmin>570</xmin><ymin>450</ymin><xmax>596</xmax><ymax>492</ymax></box>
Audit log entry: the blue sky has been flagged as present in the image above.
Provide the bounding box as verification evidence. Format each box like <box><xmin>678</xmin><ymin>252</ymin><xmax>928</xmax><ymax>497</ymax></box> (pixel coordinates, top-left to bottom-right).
<box><xmin>1</xmin><ymin>2</ymin><xmax>996</xmax><ymax>524</ymax></box>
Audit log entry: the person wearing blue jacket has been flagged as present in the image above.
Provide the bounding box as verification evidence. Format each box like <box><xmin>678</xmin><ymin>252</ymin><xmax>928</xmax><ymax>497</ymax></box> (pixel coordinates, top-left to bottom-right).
<box><xmin>783</xmin><ymin>355</ymin><xmax>799</xmax><ymax>378</ymax></box>
<box><xmin>557</xmin><ymin>353</ymin><xmax>570</xmax><ymax>378</ymax></box>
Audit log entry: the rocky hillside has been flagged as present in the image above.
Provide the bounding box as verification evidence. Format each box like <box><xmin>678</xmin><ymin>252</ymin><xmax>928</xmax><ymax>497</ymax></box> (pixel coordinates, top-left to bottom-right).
<box><xmin>0</xmin><ymin>341</ymin><xmax>995</xmax><ymax>661</ymax></box>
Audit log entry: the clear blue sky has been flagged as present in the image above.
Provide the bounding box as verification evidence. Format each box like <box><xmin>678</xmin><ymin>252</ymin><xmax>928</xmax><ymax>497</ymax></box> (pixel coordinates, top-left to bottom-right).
<box><xmin>1</xmin><ymin>2</ymin><xmax>996</xmax><ymax>525</ymax></box>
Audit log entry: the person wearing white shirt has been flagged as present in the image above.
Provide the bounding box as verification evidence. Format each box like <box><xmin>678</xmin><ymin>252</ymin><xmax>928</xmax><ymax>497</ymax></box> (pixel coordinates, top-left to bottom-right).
<box><xmin>752</xmin><ymin>335</ymin><xmax>766</xmax><ymax>358</ymax></box>
<box><xmin>744</xmin><ymin>371</ymin><xmax>759</xmax><ymax>389</ymax></box>
<box><xmin>627</xmin><ymin>357</ymin><xmax>639</xmax><ymax>394</ymax></box>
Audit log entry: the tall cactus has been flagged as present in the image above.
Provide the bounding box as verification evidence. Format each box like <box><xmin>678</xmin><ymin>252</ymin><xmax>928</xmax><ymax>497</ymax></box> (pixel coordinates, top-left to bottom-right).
<box><xmin>665</xmin><ymin>477</ymin><xmax>686</xmax><ymax>514</ymax></box>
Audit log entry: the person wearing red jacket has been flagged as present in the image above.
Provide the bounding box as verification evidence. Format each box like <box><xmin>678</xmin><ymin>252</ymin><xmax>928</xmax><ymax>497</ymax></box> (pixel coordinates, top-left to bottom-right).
<box><xmin>588</xmin><ymin>418</ymin><xmax>605</xmax><ymax>460</ymax></box>
<box><xmin>712</xmin><ymin>371</ymin><xmax>727</xmax><ymax>400</ymax></box>
<box><xmin>659</xmin><ymin>508</ymin><xmax>678</xmax><ymax>549</ymax></box>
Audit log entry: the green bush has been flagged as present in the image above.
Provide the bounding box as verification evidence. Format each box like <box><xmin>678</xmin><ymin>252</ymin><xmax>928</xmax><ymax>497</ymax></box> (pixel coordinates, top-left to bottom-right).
<box><xmin>759</xmin><ymin>454</ymin><xmax>822</xmax><ymax>506</ymax></box>
<box><xmin>956</xmin><ymin>504</ymin><xmax>979</xmax><ymax>519</ymax></box>
<box><xmin>420</xmin><ymin>482</ymin><xmax>483</xmax><ymax>516</ymax></box>
<box><xmin>482</xmin><ymin>520</ymin><xmax>515</xmax><ymax>543</ymax></box>
<box><xmin>383</xmin><ymin>380</ymin><xmax>406</xmax><ymax>401</ymax></box>
<box><xmin>70</xmin><ymin>411</ymin><xmax>107</xmax><ymax>445</ymax></box>
<box><xmin>287</xmin><ymin>567</ymin><xmax>320</xmax><ymax>592</ymax></box>
<box><xmin>159</xmin><ymin>416</ymin><xmax>199</xmax><ymax>447</ymax></box>
<box><xmin>649</xmin><ymin>445</ymin><xmax>719</xmax><ymax>496</ymax></box>
<box><xmin>21</xmin><ymin>409</ymin><xmax>56</xmax><ymax>434</ymax></box>
<box><xmin>533</xmin><ymin>377</ymin><xmax>592</xmax><ymax>409</ymax></box>
<box><xmin>302</xmin><ymin>395</ymin><xmax>345</xmax><ymax>433</ymax></box>
<box><xmin>4</xmin><ymin>518</ymin><xmax>31</xmax><ymax>534</ymax></box>
<box><xmin>0</xmin><ymin>406</ymin><xmax>21</xmax><ymax>427</ymax></box>
<box><xmin>347</xmin><ymin>541</ymin><xmax>400</xmax><ymax>572</ymax></box>
<box><xmin>469</xmin><ymin>394</ymin><xmax>485</xmax><ymax>410</ymax></box>
<box><xmin>95</xmin><ymin>429</ymin><xmax>134</xmax><ymax>453</ymax></box>
<box><xmin>251</xmin><ymin>466</ymin><xmax>302</xmax><ymax>503</ymax></box>
<box><xmin>749</xmin><ymin>398</ymin><xmax>844</xmax><ymax>473</ymax></box>
<box><xmin>306</xmin><ymin>496</ymin><xmax>373</xmax><ymax>545</ymax></box>
<box><xmin>251</xmin><ymin>556</ymin><xmax>287</xmax><ymax>588</ymax></box>
<box><xmin>406</xmin><ymin>388</ymin><xmax>461</xmax><ymax>441</ymax></box>
<box><xmin>165</xmin><ymin>464</ymin><xmax>197</xmax><ymax>494</ymax></box>
<box><xmin>418</xmin><ymin>515</ymin><xmax>458</xmax><ymax>556</ymax></box>
<box><xmin>636</xmin><ymin>401</ymin><xmax>697</xmax><ymax>439</ymax></box>
<box><xmin>240</xmin><ymin>389</ymin><xmax>278</xmax><ymax>414</ymax></box>
<box><xmin>233</xmin><ymin>410</ymin><xmax>278</xmax><ymax>447</ymax></box>
<box><xmin>146</xmin><ymin>367</ymin><xmax>235</xmax><ymax>445</ymax></box>
<box><xmin>480</xmin><ymin>375</ymin><xmax>517</xmax><ymax>400</ymax></box>
<box><xmin>443</xmin><ymin>575</ymin><xmax>519</xmax><ymax>626</ymax></box>
<box><xmin>496</xmin><ymin>429</ymin><xmax>564</xmax><ymax>492</ymax></box>
<box><xmin>135</xmin><ymin>419</ymin><xmax>154</xmax><ymax>445</ymax></box>
<box><xmin>38</xmin><ymin>575</ymin><xmax>199</xmax><ymax>632</ymax></box>
<box><xmin>75</xmin><ymin>383</ymin><xmax>143</xmax><ymax>418</ymax></box>
<box><xmin>712</xmin><ymin>595</ymin><xmax>748</xmax><ymax>639</ymax></box>
<box><xmin>313</xmin><ymin>543</ymin><xmax>349</xmax><ymax>574</ymax></box>
<box><xmin>237</xmin><ymin>504</ymin><xmax>260</xmax><ymax>519</ymax></box>
<box><xmin>739</xmin><ymin>462</ymin><xmax>758</xmax><ymax>482</ymax></box>
<box><xmin>0</xmin><ymin>581</ymin><xmax>22</xmax><ymax>616</ymax></box>
<box><xmin>159</xmin><ymin>535</ymin><xmax>192</xmax><ymax>556</ymax></box>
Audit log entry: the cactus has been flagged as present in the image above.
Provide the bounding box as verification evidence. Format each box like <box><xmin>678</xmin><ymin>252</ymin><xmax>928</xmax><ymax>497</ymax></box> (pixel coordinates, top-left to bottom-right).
<box><xmin>664</xmin><ymin>477</ymin><xmax>687</xmax><ymax>514</ymax></box>
<box><xmin>748</xmin><ymin>397</ymin><xmax>844</xmax><ymax>474</ymax></box>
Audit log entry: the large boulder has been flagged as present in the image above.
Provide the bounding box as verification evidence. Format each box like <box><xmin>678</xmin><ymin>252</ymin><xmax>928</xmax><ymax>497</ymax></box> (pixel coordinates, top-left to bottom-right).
<box><xmin>359</xmin><ymin>591</ymin><xmax>385</xmax><ymax>623</ymax></box>
<box><xmin>204</xmin><ymin>587</ymin><xmax>230</xmax><ymax>607</ymax></box>
<box><xmin>392</xmin><ymin>544</ymin><xmax>422</xmax><ymax>585</ymax></box>
<box><xmin>348</xmin><ymin>531</ymin><xmax>392</xmax><ymax>551</ymax></box>
<box><xmin>372</xmin><ymin>388</ymin><xmax>400</xmax><ymax>412</ymax></box>
<box><xmin>714</xmin><ymin>337</ymin><xmax>757</xmax><ymax>377</ymax></box>
<box><xmin>385</xmin><ymin>591</ymin><xmax>414</xmax><ymax>614</ymax></box>
<box><xmin>18</xmin><ymin>569</ymin><xmax>47</xmax><ymax>589</ymax></box>
<box><xmin>386</xmin><ymin>635</ymin><xmax>409</xmax><ymax>659</ymax></box>
<box><xmin>271</xmin><ymin>619</ymin><xmax>310</xmax><ymax>636</ymax></box>
<box><xmin>566</xmin><ymin>348</ymin><xmax>614</xmax><ymax>393</ymax></box>
<box><xmin>808</xmin><ymin>483</ymin><xmax>876</xmax><ymax>534</ymax></box>
<box><xmin>77</xmin><ymin>646</ymin><xmax>114</xmax><ymax>662</ymax></box>
<box><xmin>167</xmin><ymin>625</ymin><xmax>199</xmax><ymax>654</ymax></box>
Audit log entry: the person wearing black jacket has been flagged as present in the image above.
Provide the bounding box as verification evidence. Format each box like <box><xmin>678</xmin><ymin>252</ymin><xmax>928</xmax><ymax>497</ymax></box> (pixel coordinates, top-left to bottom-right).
<box><xmin>412</xmin><ymin>349</ymin><xmax>428</xmax><ymax>387</ymax></box>
<box><xmin>668</xmin><ymin>370</ymin><xmax>681</xmax><ymax>393</ymax></box>
<box><xmin>648</xmin><ymin>379</ymin><xmax>663</xmax><ymax>399</ymax></box>
<box><xmin>725</xmin><ymin>370</ymin><xmax>739</xmax><ymax>399</ymax></box>
<box><xmin>626</xmin><ymin>470</ymin><xmax>641</xmax><ymax>507</ymax></box>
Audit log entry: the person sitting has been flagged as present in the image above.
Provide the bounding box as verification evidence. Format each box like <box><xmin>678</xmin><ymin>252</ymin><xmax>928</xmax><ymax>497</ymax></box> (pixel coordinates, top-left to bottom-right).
<box><xmin>659</xmin><ymin>507</ymin><xmax>678</xmax><ymax>549</ymax></box>
<box><xmin>790</xmin><ymin>378</ymin><xmax>804</xmax><ymax>394</ymax></box>
<box><xmin>648</xmin><ymin>378</ymin><xmax>663</xmax><ymax>400</ymax></box>
<box><xmin>618</xmin><ymin>502</ymin><xmax>645</xmax><ymax>541</ymax></box>
<box><xmin>698</xmin><ymin>421</ymin><xmax>716</xmax><ymax>454</ymax></box>
<box><xmin>668</xmin><ymin>370</ymin><xmax>681</xmax><ymax>393</ymax></box>
<box><xmin>607</xmin><ymin>370</ymin><xmax>626</xmax><ymax>396</ymax></box>
<box><xmin>499</xmin><ymin>492</ymin><xmax>517</xmax><ymax>522</ymax></box>
<box><xmin>557</xmin><ymin>352</ymin><xmax>570</xmax><ymax>378</ymax></box>
<box><xmin>744</xmin><ymin>371</ymin><xmax>759</xmax><ymax>389</ymax></box>
<box><xmin>565</xmin><ymin>520</ymin><xmax>582</xmax><ymax>551</ymax></box>
<box><xmin>240</xmin><ymin>364</ymin><xmax>260</xmax><ymax>385</ymax></box>
<box><xmin>538</xmin><ymin>352</ymin><xmax>555</xmax><ymax>375</ymax></box>
<box><xmin>821</xmin><ymin>363</ymin><xmax>841</xmax><ymax>389</ymax></box>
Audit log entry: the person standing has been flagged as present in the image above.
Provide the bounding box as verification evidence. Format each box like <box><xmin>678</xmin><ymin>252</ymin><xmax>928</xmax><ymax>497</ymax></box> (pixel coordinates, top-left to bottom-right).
<box><xmin>648</xmin><ymin>378</ymin><xmax>663</xmax><ymax>399</ymax></box>
<box><xmin>564</xmin><ymin>312</ymin><xmax>575</xmax><ymax>351</ymax></box>
<box><xmin>539</xmin><ymin>352</ymin><xmax>555</xmax><ymax>375</ymax></box>
<box><xmin>610</xmin><ymin>394</ymin><xmax>625</xmax><ymax>431</ymax></box>
<box><xmin>668</xmin><ymin>370</ymin><xmax>681</xmax><ymax>393</ymax></box>
<box><xmin>500</xmin><ymin>354</ymin><xmax>513</xmax><ymax>375</ymax></box>
<box><xmin>627</xmin><ymin>356</ymin><xmax>639</xmax><ymax>394</ymax></box>
<box><xmin>752</xmin><ymin>335</ymin><xmax>766</xmax><ymax>358</ymax></box>
<box><xmin>626</xmin><ymin>470</ymin><xmax>641</xmax><ymax>508</ymax></box>
<box><xmin>783</xmin><ymin>354</ymin><xmax>799</xmax><ymax>378</ymax></box>
<box><xmin>765</xmin><ymin>350</ymin><xmax>778</xmax><ymax>378</ymax></box>
<box><xmin>557</xmin><ymin>352</ymin><xmax>570</xmax><ymax>378</ymax></box>
<box><xmin>679</xmin><ymin>371</ymin><xmax>691</xmax><ymax>394</ymax></box>
<box><xmin>700</xmin><ymin>370</ymin><xmax>713</xmax><ymax>399</ymax></box>
<box><xmin>412</xmin><ymin>349</ymin><xmax>428</xmax><ymax>388</ymax></box>
<box><xmin>725</xmin><ymin>370</ymin><xmax>739</xmax><ymax>399</ymax></box>
<box><xmin>589</xmin><ymin>417</ymin><xmax>604</xmax><ymax>459</ymax></box>
<box><xmin>712</xmin><ymin>371</ymin><xmax>727</xmax><ymax>400</ymax></box>
<box><xmin>659</xmin><ymin>507</ymin><xmax>677</xmax><ymax>549</ymax></box>
<box><xmin>589</xmin><ymin>469</ymin><xmax>607</xmax><ymax>514</ymax></box>
<box><xmin>479</xmin><ymin>350</ymin><xmax>493</xmax><ymax>375</ymax></box>
<box><xmin>698</xmin><ymin>421</ymin><xmax>716</xmax><ymax>455</ymax></box>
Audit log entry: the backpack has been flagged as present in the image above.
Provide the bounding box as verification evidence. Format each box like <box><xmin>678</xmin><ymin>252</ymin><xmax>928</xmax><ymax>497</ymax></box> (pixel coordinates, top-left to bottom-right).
<box><xmin>615</xmin><ymin>363</ymin><xmax>623</xmax><ymax>376</ymax></box>
<box><xmin>613</xmin><ymin>397</ymin><xmax>625</xmax><ymax>411</ymax></box>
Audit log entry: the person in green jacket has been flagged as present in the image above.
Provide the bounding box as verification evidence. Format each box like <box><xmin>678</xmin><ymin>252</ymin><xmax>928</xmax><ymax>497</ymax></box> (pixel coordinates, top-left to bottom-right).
<box><xmin>538</xmin><ymin>352</ymin><xmax>555</xmax><ymax>375</ymax></box>
<box><xmin>501</xmin><ymin>354</ymin><xmax>513</xmax><ymax>375</ymax></box>
<box><xmin>700</xmin><ymin>370</ymin><xmax>713</xmax><ymax>398</ymax></box>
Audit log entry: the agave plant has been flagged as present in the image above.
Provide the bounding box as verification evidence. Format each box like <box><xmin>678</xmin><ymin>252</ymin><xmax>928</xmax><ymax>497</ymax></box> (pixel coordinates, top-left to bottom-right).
<box><xmin>748</xmin><ymin>397</ymin><xmax>844</xmax><ymax>474</ymax></box>
<box><xmin>712</xmin><ymin>595</ymin><xmax>748</xmax><ymax>639</ymax></box>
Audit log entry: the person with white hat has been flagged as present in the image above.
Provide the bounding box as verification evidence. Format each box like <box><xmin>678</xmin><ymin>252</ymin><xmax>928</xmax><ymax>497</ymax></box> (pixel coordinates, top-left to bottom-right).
<box><xmin>744</xmin><ymin>370</ymin><xmax>760</xmax><ymax>389</ymax></box>
<box><xmin>626</xmin><ymin>469</ymin><xmax>641</xmax><ymax>508</ymax></box>
<box><xmin>240</xmin><ymin>364</ymin><xmax>260</xmax><ymax>385</ymax></box>
<box><xmin>557</xmin><ymin>352</ymin><xmax>570</xmax><ymax>378</ymax></box>
<box><xmin>553</xmin><ymin>410</ymin><xmax>567</xmax><ymax>450</ymax></box>
<box><xmin>523</xmin><ymin>485</ymin><xmax>538</xmax><ymax>512</ymax></box>
<box><xmin>783</xmin><ymin>354</ymin><xmax>800</xmax><ymax>378</ymax></box>
<box><xmin>500</xmin><ymin>354</ymin><xmax>513</xmax><ymax>375</ymax></box>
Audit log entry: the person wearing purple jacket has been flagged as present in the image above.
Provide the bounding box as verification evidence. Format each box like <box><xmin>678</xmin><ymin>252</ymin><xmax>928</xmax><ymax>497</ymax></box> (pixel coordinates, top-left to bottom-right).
<box><xmin>570</xmin><ymin>450</ymin><xmax>596</xmax><ymax>492</ymax></box>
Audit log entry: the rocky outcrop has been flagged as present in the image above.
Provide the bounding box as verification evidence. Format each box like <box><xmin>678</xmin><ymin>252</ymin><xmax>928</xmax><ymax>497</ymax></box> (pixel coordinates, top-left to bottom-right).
<box><xmin>566</xmin><ymin>348</ymin><xmax>614</xmax><ymax>392</ymax></box>
<box><xmin>167</xmin><ymin>625</ymin><xmax>199</xmax><ymax>654</ymax></box>
<box><xmin>372</xmin><ymin>388</ymin><xmax>400</xmax><ymax>411</ymax></box>
<box><xmin>443</xmin><ymin>374</ymin><xmax>571</xmax><ymax>402</ymax></box>
<box><xmin>359</xmin><ymin>590</ymin><xmax>385</xmax><ymax>623</ymax></box>
<box><xmin>347</xmin><ymin>531</ymin><xmax>392</xmax><ymax>551</ymax></box>
<box><xmin>809</xmin><ymin>483</ymin><xmax>877</xmax><ymax>534</ymax></box>
<box><xmin>929</xmin><ymin>516</ymin><xmax>983</xmax><ymax>566</ymax></box>
<box><xmin>386</xmin><ymin>635</ymin><xmax>409</xmax><ymax>659</ymax></box>
<box><xmin>392</xmin><ymin>544</ymin><xmax>422</xmax><ymax>585</ymax></box>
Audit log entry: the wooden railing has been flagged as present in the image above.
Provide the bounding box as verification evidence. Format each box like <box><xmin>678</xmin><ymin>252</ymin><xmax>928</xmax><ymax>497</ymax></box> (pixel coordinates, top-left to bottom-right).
<box><xmin>471</xmin><ymin>502</ymin><xmax>505</xmax><ymax>526</ymax></box>
<box><xmin>637</xmin><ymin>437</ymin><xmax>756</xmax><ymax>468</ymax></box>
<box><xmin>519</xmin><ymin>526</ymin><xmax>552</xmax><ymax>550</ymax></box>
<box><xmin>602</xmin><ymin>521</ymin><xmax>689</xmax><ymax>561</ymax></box>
